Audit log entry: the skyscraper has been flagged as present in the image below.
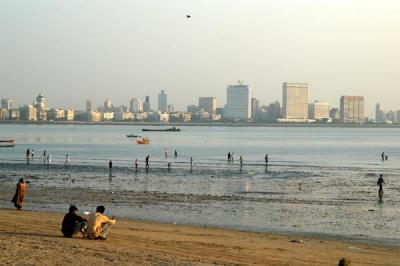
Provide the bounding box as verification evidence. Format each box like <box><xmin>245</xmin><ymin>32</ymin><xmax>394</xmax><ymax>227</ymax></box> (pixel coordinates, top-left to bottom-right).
<box><xmin>129</xmin><ymin>98</ymin><xmax>143</xmax><ymax>112</ymax></box>
<box><xmin>224</xmin><ymin>82</ymin><xmax>251</xmax><ymax>120</ymax></box>
<box><xmin>375</xmin><ymin>103</ymin><xmax>386</xmax><ymax>123</ymax></box>
<box><xmin>198</xmin><ymin>97</ymin><xmax>216</xmax><ymax>114</ymax></box>
<box><xmin>251</xmin><ymin>98</ymin><xmax>260</xmax><ymax>120</ymax></box>
<box><xmin>158</xmin><ymin>90</ymin><xmax>167</xmax><ymax>112</ymax></box>
<box><xmin>1</xmin><ymin>99</ymin><xmax>13</xmax><ymax>110</ymax></box>
<box><xmin>143</xmin><ymin>96</ymin><xmax>151</xmax><ymax>112</ymax></box>
<box><xmin>282</xmin><ymin>83</ymin><xmax>308</xmax><ymax>119</ymax></box>
<box><xmin>86</xmin><ymin>100</ymin><xmax>93</xmax><ymax>112</ymax></box>
<box><xmin>340</xmin><ymin>96</ymin><xmax>364</xmax><ymax>124</ymax></box>
<box><xmin>35</xmin><ymin>93</ymin><xmax>46</xmax><ymax>110</ymax></box>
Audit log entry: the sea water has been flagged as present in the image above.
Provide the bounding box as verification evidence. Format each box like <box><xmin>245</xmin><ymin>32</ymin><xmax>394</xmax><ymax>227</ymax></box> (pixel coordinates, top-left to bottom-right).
<box><xmin>0</xmin><ymin>124</ymin><xmax>399</xmax><ymax>244</ymax></box>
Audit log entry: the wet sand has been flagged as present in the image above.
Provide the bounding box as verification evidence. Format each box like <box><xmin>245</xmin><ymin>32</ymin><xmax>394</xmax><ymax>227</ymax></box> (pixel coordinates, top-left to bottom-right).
<box><xmin>0</xmin><ymin>208</ymin><xmax>399</xmax><ymax>265</ymax></box>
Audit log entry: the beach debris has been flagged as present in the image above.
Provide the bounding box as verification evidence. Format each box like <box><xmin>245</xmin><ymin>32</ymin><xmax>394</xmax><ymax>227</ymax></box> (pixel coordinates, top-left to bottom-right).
<box><xmin>290</xmin><ymin>239</ymin><xmax>303</xmax><ymax>243</ymax></box>
<box><xmin>368</xmin><ymin>209</ymin><xmax>375</xmax><ymax>212</ymax></box>
<box><xmin>348</xmin><ymin>246</ymin><xmax>361</xmax><ymax>250</ymax></box>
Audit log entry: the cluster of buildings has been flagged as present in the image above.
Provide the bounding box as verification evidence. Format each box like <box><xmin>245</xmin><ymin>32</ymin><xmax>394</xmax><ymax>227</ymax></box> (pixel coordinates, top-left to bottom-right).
<box><xmin>0</xmin><ymin>82</ymin><xmax>396</xmax><ymax>125</ymax></box>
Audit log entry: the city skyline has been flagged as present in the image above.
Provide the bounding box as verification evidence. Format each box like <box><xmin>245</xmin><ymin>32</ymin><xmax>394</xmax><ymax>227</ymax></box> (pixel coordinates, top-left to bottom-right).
<box><xmin>2</xmin><ymin>1</ymin><xmax>400</xmax><ymax>116</ymax></box>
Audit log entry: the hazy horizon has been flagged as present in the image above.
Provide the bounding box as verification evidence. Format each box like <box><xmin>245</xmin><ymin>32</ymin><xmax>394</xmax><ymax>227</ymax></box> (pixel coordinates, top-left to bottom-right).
<box><xmin>1</xmin><ymin>0</ymin><xmax>400</xmax><ymax>116</ymax></box>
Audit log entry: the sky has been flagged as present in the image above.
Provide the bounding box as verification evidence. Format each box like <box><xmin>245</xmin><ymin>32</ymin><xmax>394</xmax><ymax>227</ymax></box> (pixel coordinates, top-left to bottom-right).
<box><xmin>1</xmin><ymin>0</ymin><xmax>400</xmax><ymax>117</ymax></box>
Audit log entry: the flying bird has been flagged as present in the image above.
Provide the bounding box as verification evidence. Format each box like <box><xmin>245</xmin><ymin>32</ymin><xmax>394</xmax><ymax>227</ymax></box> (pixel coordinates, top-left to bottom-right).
<box><xmin>186</xmin><ymin>15</ymin><xmax>191</xmax><ymax>18</ymax></box>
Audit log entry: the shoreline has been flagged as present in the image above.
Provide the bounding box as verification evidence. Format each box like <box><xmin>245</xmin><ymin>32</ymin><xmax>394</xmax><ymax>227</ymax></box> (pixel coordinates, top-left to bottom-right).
<box><xmin>1</xmin><ymin>120</ymin><xmax>400</xmax><ymax>128</ymax></box>
<box><xmin>1</xmin><ymin>208</ymin><xmax>399</xmax><ymax>265</ymax></box>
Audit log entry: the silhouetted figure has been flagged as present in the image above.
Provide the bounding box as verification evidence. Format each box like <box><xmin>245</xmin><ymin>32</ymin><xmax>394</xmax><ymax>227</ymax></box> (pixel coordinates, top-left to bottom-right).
<box><xmin>168</xmin><ymin>162</ymin><xmax>171</xmax><ymax>170</ymax></box>
<box><xmin>135</xmin><ymin>159</ymin><xmax>138</xmax><ymax>170</ymax></box>
<box><xmin>65</xmin><ymin>154</ymin><xmax>70</xmax><ymax>167</ymax></box>
<box><xmin>26</xmin><ymin>148</ymin><xmax>30</xmax><ymax>165</ymax></box>
<box><xmin>381</xmin><ymin>152</ymin><xmax>385</xmax><ymax>161</ymax></box>
<box><xmin>377</xmin><ymin>174</ymin><xmax>385</xmax><ymax>199</ymax></box>
<box><xmin>265</xmin><ymin>153</ymin><xmax>269</xmax><ymax>165</ymax></box>
<box><xmin>227</xmin><ymin>152</ymin><xmax>231</xmax><ymax>162</ymax></box>
<box><xmin>109</xmin><ymin>160</ymin><xmax>112</xmax><ymax>169</ymax></box>
<box><xmin>239</xmin><ymin>156</ymin><xmax>243</xmax><ymax>167</ymax></box>
<box><xmin>164</xmin><ymin>148</ymin><xmax>168</xmax><ymax>159</ymax></box>
<box><xmin>145</xmin><ymin>155</ymin><xmax>150</xmax><ymax>169</ymax></box>
<box><xmin>174</xmin><ymin>150</ymin><xmax>178</xmax><ymax>159</ymax></box>
<box><xmin>190</xmin><ymin>157</ymin><xmax>193</xmax><ymax>171</ymax></box>
<box><xmin>385</xmin><ymin>155</ymin><xmax>388</xmax><ymax>161</ymax></box>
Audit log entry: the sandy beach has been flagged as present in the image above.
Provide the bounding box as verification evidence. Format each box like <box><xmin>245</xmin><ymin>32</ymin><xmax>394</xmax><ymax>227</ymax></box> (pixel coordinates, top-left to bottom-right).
<box><xmin>0</xmin><ymin>208</ymin><xmax>399</xmax><ymax>265</ymax></box>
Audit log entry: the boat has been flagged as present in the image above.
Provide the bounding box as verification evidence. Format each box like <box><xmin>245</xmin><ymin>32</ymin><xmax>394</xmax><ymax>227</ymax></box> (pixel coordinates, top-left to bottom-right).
<box><xmin>126</xmin><ymin>134</ymin><xmax>140</xmax><ymax>138</ymax></box>
<box><xmin>142</xmin><ymin>126</ymin><xmax>181</xmax><ymax>132</ymax></box>
<box><xmin>136</xmin><ymin>137</ymin><xmax>150</xmax><ymax>144</ymax></box>
<box><xmin>0</xmin><ymin>139</ymin><xmax>16</xmax><ymax>147</ymax></box>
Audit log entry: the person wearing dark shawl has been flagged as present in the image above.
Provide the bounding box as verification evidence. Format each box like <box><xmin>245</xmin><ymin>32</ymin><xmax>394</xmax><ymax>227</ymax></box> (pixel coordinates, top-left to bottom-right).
<box><xmin>11</xmin><ymin>178</ymin><xmax>27</xmax><ymax>210</ymax></box>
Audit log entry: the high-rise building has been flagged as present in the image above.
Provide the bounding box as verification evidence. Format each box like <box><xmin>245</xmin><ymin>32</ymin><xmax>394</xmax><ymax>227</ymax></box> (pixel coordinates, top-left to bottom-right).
<box><xmin>35</xmin><ymin>94</ymin><xmax>46</xmax><ymax>110</ymax></box>
<box><xmin>282</xmin><ymin>83</ymin><xmax>308</xmax><ymax>119</ymax></box>
<box><xmin>143</xmin><ymin>96</ymin><xmax>151</xmax><ymax>112</ymax></box>
<box><xmin>198</xmin><ymin>97</ymin><xmax>216</xmax><ymax>114</ymax></box>
<box><xmin>308</xmin><ymin>101</ymin><xmax>330</xmax><ymax>120</ymax></box>
<box><xmin>129</xmin><ymin>98</ymin><xmax>143</xmax><ymax>112</ymax></box>
<box><xmin>375</xmin><ymin>103</ymin><xmax>386</xmax><ymax>123</ymax></box>
<box><xmin>158</xmin><ymin>90</ymin><xmax>167</xmax><ymax>112</ymax></box>
<box><xmin>329</xmin><ymin>108</ymin><xmax>340</xmax><ymax>122</ymax></box>
<box><xmin>340</xmin><ymin>96</ymin><xmax>364</xmax><ymax>124</ymax></box>
<box><xmin>104</xmin><ymin>98</ymin><xmax>112</xmax><ymax>110</ymax></box>
<box><xmin>1</xmin><ymin>99</ymin><xmax>13</xmax><ymax>110</ymax></box>
<box><xmin>251</xmin><ymin>98</ymin><xmax>260</xmax><ymax>120</ymax></box>
<box><xmin>224</xmin><ymin>82</ymin><xmax>251</xmax><ymax>120</ymax></box>
<box><xmin>86</xmin><ymin>100</ymin><xmax>93</xmax><ymax>112</ymax></box>
<box><xmin>167</xmin><ymin>104</ymin><xmax>175</xmax><ymax>113</ymax></box>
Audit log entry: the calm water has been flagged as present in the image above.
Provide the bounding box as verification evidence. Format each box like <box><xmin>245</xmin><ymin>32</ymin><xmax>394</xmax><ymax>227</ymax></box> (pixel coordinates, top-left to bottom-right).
<box><xmin>1</xmin><ymin>124</ymin><xmax>400</xmax><ymax>244</ymax></box>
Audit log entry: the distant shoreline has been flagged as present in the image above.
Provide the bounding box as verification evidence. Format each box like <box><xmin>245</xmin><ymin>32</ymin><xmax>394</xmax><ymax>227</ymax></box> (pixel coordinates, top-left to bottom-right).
<box><xmin>0</xmin><ymin>120</ymin><xmax>399</xmax><ymax>128</ymax></box>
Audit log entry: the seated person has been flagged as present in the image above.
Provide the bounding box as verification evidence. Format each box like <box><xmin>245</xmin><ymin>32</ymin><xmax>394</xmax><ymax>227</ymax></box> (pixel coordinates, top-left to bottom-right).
<box><xmin>87</xmin><ymin>205</ymin><xmax>116</xmax><ymax>240</ymax></box>
<box><xmin>61</xmin><ymin>205</ymin><xmax>87</xmax><ymax>238</ymax></box>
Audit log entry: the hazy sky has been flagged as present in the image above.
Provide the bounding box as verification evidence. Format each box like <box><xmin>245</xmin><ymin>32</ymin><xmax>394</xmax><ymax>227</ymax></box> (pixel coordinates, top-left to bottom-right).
<box><xmin>1</xmin><ymin>0</ymin><xmax>400</xmax><ymax>116</ymax></box>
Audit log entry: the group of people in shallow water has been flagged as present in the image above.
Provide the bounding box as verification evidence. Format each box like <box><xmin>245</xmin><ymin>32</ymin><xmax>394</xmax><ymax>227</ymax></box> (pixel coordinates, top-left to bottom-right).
<box><xmin>25</xmin><ymin>148</ymin><xmax>70</xmax><ymax>167</ymax></box>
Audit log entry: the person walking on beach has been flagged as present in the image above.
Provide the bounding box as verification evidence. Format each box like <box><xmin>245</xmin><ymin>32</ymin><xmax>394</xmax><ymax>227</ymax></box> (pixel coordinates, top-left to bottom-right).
<box><xmin>61</xmin><ymin>205</ymin><xmax>87</xmax><ymax>238</ymax></box>
<box><xmin>227</xmin><ymin>152</ymin><xmax>231</xmax><ymax>162</ymax></box>
<box><xmin>145</xmin><ymin>155</ymin><xmax>150</xmax><ymax>169</ymax></box>
<box><xmin>164</xmin><ymin>148</ymin><xmax>168</xmax><ymax>159</ymax></box>
<box><xmin>265</xmin><ymin>153</ymin><xmax>269</xmax><ymax>165</ymax></box>
<box><xmin>240</xmin><ymin>155</ymin><xmax>243</xmax><ymax>167</ymax></box>
<box><xmin>87</xmin><ymin>205</ymin><xmax>116</xmax><ymax>240</ymax></box>
<box><xmin>135</xmin><ymin>159</ymin><xmax>138</xmax><ymax>170</ymax></box>
<box><xmin>46</xmin><ymin>153</ymin><xmax>52</xmax><ymax>166</ymax></box>
<box><xmin>174</xmin><ymin>150</ymin><xmax>178</xmax><ymax>159</ymax></box>
<box><xmin>31</xmin><ymin>149</ymin><xmax>35</xmax><ymax>160</ymax></box>
<box><xmin>231</xmin><ymin>152</ymin><xmax>235</xmax><ymax>162</ymax></box>
<box><xmin>377</xmin><ymin>174</ymin><xmax>385</xmax><ymax>199</ymax></box>
<box><xmin>42</xmin><ymin>150</ymin><xmax>47</xmax><ymax>164</ymax></box>
<box><xmin>109</xmin><ymin>160</ymin><xmax>112</xmax><ymax>170</ymax></box>
<box><xmin>381</xmin><ymin>152</ymin><xmax>385</xmax><ymax>161</ymax></box>
<box><xmin>11</xmin><ymin>178</ymin><xmax>27</xmax><ymax>210</ymax></box>
<box><xmin>65</xmin><ymin>154</ymin><xmax>70</xmax><ymax>167</ymax></box>
<box><xmin>26</xmin><ymin>148</ymin><xmax>30</xmax><ymax>165</ymax></box>
<box><xmin>190</xmin><ymin>157</ymin><xmax>193</xmax><ymax>170</ymax></box>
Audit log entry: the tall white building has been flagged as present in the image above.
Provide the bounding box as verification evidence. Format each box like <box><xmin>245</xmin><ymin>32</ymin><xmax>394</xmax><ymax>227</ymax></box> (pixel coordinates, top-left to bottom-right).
<box><xmin>282</xmin><ymin>83</ymin><xmax>308</xmax><ymax>119</ymax></box>
<box><xmin>129</xmin><ymin>98</ymin><xmax>143</xmax><ymax>112</ymax></box>
<box><xmin>308</xmin><ymin>101</ymin><xmax>330</xmax><ymax>120</ymax></box>
<box><xmin>35</xmin><ymin>93</ymin><xmax>46</xmax><ymax>110</ymax></box>
<box><xmin>158</xmin><ymin>90</ymin><xmax>167</xmax><ymax>112</ymax></box>
<box><xmin>224</xmin><ymin>82</ymin><xmax>251</xmax><ymax>120</ymax></box>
